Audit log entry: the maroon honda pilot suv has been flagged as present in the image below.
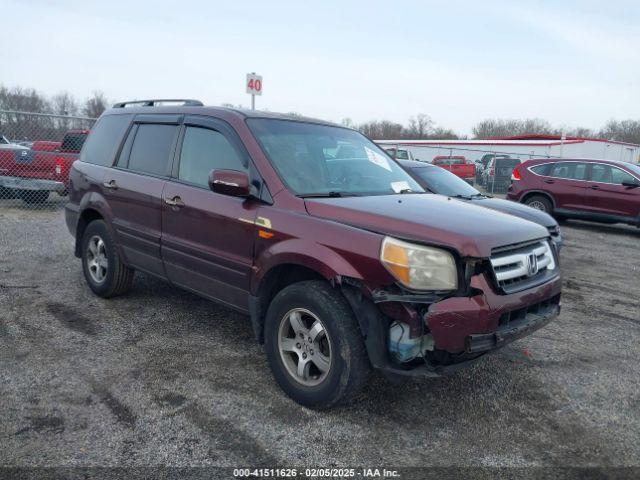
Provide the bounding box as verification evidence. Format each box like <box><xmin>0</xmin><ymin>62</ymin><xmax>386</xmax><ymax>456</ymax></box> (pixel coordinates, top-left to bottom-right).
<box><xmin>65</xmin><ymin>99</ymin><xmax>562</xmax><ymax>409</ymax></box>
<box><xmin>507</xmin><ymin>158</ymin><xmax>640</xmax><ymax>226</ymax></box>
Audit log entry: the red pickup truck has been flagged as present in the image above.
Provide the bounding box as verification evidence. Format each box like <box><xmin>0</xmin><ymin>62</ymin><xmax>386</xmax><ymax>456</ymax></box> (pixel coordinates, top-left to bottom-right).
<box><xmin>432</xmin><ymin>155</ymin><xmax>475</xmax><ymax>185</ymax></box>
<box><xmin>0</xmin><ymin>129</ymin><xmax>88</xmax><ymax>204</ymax></box>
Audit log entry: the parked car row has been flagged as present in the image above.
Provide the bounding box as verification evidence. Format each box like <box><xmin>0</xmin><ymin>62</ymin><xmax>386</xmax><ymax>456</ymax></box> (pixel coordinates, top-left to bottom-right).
<box><xmin>507</xmin><ymin>158</ymin><xmax>640</xmax><ymax>227</ymax></box>
<box><xmin>64</xmin><ymin>100</ymin><xmax>563</xmax><ymax>409</ymax></box>
<box><xmin>0</xmin><ymin>130</ymin><xmax>89</xmax><ymax>203</ymax></box>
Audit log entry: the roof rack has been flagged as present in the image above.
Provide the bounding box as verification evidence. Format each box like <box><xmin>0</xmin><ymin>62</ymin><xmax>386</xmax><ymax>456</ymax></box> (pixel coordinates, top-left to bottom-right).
<box><xmin>112</xmin><ymin>99</ymin><xmax>204</xmax><ymax>108</ymax></box>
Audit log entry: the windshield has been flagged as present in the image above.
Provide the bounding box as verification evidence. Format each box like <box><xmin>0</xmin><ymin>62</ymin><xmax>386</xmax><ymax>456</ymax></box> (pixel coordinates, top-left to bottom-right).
<box><xmin>410</xmin><ymin>166</ymin><xmax>480</xmax><ymax>197</ymax></box>
<box><xmin>248</xmin><ymin>119</ymin><xmax>423</xmax><ymax>196</ymax></box>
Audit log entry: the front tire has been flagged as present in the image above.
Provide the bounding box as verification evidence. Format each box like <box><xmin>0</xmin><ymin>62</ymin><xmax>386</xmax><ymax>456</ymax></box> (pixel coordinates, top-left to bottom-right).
<box><xmin>81</xmin><ymin>220</ymin><xmax>134</xmax><ymax>298</ymax></box>
<box><xmin>264</xmin><ymin>280</ymin><xmax>370</xmax><ymax>409</ymax></box>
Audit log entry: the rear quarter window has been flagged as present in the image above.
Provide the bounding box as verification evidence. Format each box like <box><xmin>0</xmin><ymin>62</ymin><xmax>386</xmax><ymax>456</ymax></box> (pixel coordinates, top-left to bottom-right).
<box><xmin>80</xmin><ymin>114</ymin><xmax>133</xmax><ymax>166</ymax></box>
<box><xmin>529</xmin><ymin>163</ymin><xmax>551</xmax><ymax>175</ymax></box>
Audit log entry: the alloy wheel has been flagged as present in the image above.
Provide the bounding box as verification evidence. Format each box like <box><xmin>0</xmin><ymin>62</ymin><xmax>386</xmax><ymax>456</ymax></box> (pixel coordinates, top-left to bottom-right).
<box><xmin>528</xmin><ymin>200</ymin><xmax>547</xmax><ymax>211</ymax></box>
<box><xmin>86</xmin><ymin>235</ymin><xmax>108</xmax><ymax>284</ymax></box>
<box><xmin>277</xmin><ymin>308</ymin><xmax>332</xmax><ymax>386</ymax></box>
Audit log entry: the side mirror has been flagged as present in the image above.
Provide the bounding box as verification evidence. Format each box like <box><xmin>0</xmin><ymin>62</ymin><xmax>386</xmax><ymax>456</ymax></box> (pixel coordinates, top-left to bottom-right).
<box><xmin>622</xmin><ymin>180</ymin><xmax>640</xmax><ymax>188</ymax></box>
<box><xmin>208</xmin><ymin>169</ymin><xmax>250</xmax><ymax>197</ymax></box>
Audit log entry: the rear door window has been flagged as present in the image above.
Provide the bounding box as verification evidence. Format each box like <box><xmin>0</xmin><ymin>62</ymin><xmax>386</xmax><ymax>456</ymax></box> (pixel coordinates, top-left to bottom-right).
<box><xmin>590</xmin><ymin>164</ymin><xmax>613</xmax><ymax>183</ymax></box>
<box><xmin>550</xmin><ymin>162</ymin><xmax>588</xmax><ymax>180</ymax></box>
<box><xmin>126</xmin><ymin>124</ymin><xmax>178</xmax><ymax>176</ymax></box>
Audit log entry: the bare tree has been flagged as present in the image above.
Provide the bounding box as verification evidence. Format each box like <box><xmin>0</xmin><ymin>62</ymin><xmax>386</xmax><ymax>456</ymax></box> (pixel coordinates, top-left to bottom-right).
<box><xmin>431</xmin><ymin>127</ymin><xmax>462</xmax><ymax>140</ymax></box>
<box><xmin>82</xmin><ymin>91</ymin><xmax>108</xmax><ymax>118</ymax></box>
<box><xmin>341</xmin><ymin>118</ymin><xmax>354</xmax><ymax>128</ymax></box>
<box><xmin>51</xmin><ymin>92</ymin><xmax>79</xmax><ymax>116</ymax></box>
<box><xmin>472</xmin><ymin>118</ymin><xmax>553</xmax><ymax>139</ymax></box>
<box><xmin>0</xmin><ymin>85</ymin><xmax>50</xmax><ymax>113</ymax></box>
<box><xmin>407</xmin><ymin>113</ymin><xmax>433</xmax><ymax>138</ymax></box>
<box><xmin>560</xmin><ymin>126</ymin><xmax>596</xmax><ymax>138</ymax></box>
<box><xmin>359</xmin><ymin>120</ymin><xmax>405</xmax><ymax>139</ymax></box>
<box><xmin>599</xmin><ymin>119</ymin><xmax>640</xmax><ymax>144</ymax></box>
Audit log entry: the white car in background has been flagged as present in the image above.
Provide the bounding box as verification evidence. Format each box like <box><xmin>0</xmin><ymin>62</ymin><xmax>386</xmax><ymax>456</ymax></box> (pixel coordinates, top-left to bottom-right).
<box><xmin>383</xmin><ymin>147</ymin><xmax>416</xmax><ymax>161</ymax></box>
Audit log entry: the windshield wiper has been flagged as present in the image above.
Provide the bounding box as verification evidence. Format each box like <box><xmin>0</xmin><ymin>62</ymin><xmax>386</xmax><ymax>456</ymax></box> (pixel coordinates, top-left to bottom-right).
<box><xmin>450</xmin><ymin>194</ymin><xmax>473</xmax><ymax>200</ymax></box>
<box><xmin>298</xmin><ymin>191</ymin><xmax>356</xmax><ymax>198</ymax></box>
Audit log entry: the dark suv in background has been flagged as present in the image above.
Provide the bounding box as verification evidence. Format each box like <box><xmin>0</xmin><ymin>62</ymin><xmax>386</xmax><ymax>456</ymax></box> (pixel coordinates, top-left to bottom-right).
<box><xmin>399</xmin><ymin>160</ymin><xmax>562</xmax><ymax>249</ymax></box>
<box><xmin>508</xmin><ymin>158</ymin><xmax>640</xmax><ymax>226</ymax></box>
<box><xmin>65</xmin><ymin>99</ymin><xmax>562</xmax><ymax>408</ymax></box>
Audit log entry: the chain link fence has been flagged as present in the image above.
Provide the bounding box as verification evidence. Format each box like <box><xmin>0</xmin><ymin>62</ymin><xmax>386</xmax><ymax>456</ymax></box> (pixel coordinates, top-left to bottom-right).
<box><xmin>0</xmin><ymin>110</ymin><xmax>96</xmax><ymax>209</ymax></box>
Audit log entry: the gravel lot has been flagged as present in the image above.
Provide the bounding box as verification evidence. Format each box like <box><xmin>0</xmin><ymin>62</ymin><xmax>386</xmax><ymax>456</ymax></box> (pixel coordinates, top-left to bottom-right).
<box><xmin>1</xmin><ymin>199</ymin><xmax>639</xmax><ymax>470</ymax></box>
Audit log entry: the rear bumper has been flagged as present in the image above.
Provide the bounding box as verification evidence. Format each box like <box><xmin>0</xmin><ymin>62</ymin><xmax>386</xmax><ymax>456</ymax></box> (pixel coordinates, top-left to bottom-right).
<box><xmin>0</xmin><ymin>175</ymin><xmax>65</xmax><ymax>192</ymax></box>
<box><xmin>426</xmin><ymin>272</ymin><xmax>562</xmax><ymax>354</ymax></box>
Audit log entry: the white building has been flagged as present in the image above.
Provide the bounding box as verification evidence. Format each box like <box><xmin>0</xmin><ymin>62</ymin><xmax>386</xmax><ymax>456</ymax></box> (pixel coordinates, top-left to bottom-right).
<box><xmin>377</xmin><ymin>135</ymin><xmax>640</xmax><ymax>164</ymax></box>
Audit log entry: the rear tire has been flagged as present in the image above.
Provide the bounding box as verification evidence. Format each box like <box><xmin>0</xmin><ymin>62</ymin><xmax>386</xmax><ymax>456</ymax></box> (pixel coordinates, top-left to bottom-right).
<box><xmin>524</xmin><ymin>195</ymin><xmax>552</xmax><ymax>214</ymax></box>
<box><xmin>264</xmin><ymin>280</ymin><xmax>370</xmax><ymax>409</ymax></box>
<box><xmin>81</xmin><ymin>220</ymin><xmax>134</xmax><ymax>298</ymax></box>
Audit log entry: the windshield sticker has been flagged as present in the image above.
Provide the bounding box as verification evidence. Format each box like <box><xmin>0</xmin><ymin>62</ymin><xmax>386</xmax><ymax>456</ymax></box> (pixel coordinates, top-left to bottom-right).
<box><xmin>364</xmin><ymin>147</ymin><xmax>392</xmax><ymax>171</ymax></box>
<box><xmin>391</xmin><ymin>181</ymin><xmax>411</xmax><ymax>193</ymax></box>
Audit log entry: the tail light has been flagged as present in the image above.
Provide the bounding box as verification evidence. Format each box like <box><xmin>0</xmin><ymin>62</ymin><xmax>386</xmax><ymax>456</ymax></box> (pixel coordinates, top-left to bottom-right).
<box><xmin>54</xmin><ymin>157</ymin><xmax>64</xmax><ymax>175</ymax></box>
<box><xmin>511</xmin><ymin>167</ymin><xmax>521</xmax><ymax>181</ymax></box>
<box><xmin>489</xmin><ymin>167</ymin><xmax>494</xmax><ymax>176</ymax></box>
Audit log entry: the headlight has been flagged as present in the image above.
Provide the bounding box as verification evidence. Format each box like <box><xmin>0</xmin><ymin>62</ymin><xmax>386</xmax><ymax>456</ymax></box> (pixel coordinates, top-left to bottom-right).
<box><xmin>380</xmin><ymin>236</ymin><xmax>458</xmax><ymax>291</ymax></box>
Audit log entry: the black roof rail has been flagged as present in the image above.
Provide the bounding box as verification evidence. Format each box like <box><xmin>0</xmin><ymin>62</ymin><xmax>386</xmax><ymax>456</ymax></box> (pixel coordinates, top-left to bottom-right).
<box><xmin>112</xmin><ymin>99</ymin><xmax>204</xmax><ymax>108</ymax></box>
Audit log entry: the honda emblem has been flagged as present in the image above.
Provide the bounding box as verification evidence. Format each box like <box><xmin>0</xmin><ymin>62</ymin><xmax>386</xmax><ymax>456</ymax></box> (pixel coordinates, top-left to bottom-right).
<box><xmin>527</xmin><ymin>253</ymin><xmax>539</xmax><ymax>276</ymax></box>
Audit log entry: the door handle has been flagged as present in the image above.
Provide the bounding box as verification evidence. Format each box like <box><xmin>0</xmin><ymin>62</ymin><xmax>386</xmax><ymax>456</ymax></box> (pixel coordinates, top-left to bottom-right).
<box><xmin>543</xmin><ymin>179</ymin><xmax>554</xmax><ymax>184</ymax></box>
<box><xmin>102</xmin><ymin>180</ymin><xmax>118</xmax><ymax>190</ymax></box>
<box><xmin>590</xmin><ymin>185</ymin><xmax>600</xmax><ymax>190</ymax></box>
<box><xmin>164</xmin><ymin>196</ymin><xmax>185</xmax><ymax>207</ymax></box>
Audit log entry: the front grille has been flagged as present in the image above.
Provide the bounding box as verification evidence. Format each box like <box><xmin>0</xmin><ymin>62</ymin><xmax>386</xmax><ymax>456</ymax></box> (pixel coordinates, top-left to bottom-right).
<box><xmin>490</xmin><ymin>239</ymin><xmax>557</xmax><ymax>293</ymax></box>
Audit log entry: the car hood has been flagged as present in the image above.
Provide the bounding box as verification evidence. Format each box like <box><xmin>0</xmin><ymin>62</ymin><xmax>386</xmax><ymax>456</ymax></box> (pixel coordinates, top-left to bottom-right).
<box><xmin>471</xmin><ymin>197</ymin><xmax>557</xmax><ymax>228</ymax></box>
<box><xmin>304</xmin><ymin>194</ymin><xmax>549</xmax><ymax>258</ymax></box>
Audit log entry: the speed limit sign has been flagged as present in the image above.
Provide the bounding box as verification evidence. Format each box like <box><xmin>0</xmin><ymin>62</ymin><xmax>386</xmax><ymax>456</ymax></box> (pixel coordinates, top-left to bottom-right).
<box><xmin>246</xmin><ymin>73</ymin><xmax>263</xmax><ymax>96</ymax></box>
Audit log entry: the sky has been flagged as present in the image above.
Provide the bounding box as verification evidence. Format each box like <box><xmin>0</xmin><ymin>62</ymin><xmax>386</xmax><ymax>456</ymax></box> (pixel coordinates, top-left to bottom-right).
<box><xmin>1</xmin><ymin>0</ymin><xmax>638</xmax><ymax>135</ymax></box>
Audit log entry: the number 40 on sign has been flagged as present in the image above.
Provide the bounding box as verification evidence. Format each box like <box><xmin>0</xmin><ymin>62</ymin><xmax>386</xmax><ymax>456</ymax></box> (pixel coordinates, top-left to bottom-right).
<box><xmin>246</xmin><ymin>73</ymin><xmax>263</xmax><ymax>95</ymax></box>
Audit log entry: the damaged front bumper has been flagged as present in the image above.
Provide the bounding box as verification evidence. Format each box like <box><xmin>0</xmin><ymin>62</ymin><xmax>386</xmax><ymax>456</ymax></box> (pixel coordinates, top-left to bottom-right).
<box><xmin>342</xmin><ymin>270</ymin><xmax>561</xmax><ymax>378</ymax></box>
<box><xmin>426</xmin><ymin>272</ymin><xmax>561</xmax><ymax>354</ymax></box>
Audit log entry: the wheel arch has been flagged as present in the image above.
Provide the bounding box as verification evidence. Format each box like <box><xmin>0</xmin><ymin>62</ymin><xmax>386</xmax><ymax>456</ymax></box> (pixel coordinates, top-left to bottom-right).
<box><xmin>74</xmin><ymin>191</ymin><xmax>115</xmax><ymax>257</ymax></box>
<box><xmin>249</xmin><ymin>242</ymin><xmax>366</xmax><ymax>344</ymax></box>
<box><xmin>75</xmin><ymin>208</ymin><xmax>105</xmax><ymax>257</ymax></box>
